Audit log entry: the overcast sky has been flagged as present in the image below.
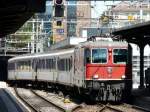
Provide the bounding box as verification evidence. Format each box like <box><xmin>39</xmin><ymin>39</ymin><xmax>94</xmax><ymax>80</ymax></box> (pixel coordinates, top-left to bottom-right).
<box><xmin>91</xmin><ymin>1</ymin><xmax>121</xmax><ymax>18</ymax></box>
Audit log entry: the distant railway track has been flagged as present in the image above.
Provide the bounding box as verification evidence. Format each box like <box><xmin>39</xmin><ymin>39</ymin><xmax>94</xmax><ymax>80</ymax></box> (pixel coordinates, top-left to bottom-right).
<box><xmin>100</xmin><ymin>104</ymin><xmax>123</xmax><ymax>112</ymax></box>
<box><xmin>99</xmin><ymin>103</ymin><xmax>147</xmax><ymax>112</ymax></box>
<box><xmin>72</xmin><ymin>103</ymin><xmax>148</xmax><ymax>112</ymax></box>
<box><xmin>14</xmin><ymin>88</ymin><xmax>66</xmax><ymax>112</ymax></box>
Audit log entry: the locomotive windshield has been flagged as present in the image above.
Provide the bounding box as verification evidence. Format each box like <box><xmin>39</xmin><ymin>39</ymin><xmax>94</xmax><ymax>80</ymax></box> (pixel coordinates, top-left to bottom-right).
<box><xmin>92</xmin><ymin>48</ymin><xmax>107</xmax><ymax>63</ymax></box>
<box><xmin>113</xmin><ymin>49</ymin><xmax>127</xmax><ymax>64</ymax></box>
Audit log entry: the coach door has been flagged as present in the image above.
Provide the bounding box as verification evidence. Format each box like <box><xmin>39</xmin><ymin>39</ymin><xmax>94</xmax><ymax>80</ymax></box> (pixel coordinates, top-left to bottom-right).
<box><xmin>53</xmin><ymin>57</ymin><xmax>58</xmax><ymax>82</ymax></box>
<box><xmin>69</xmin><ymin>56</ymin><xmax>73</xmax><ymax>85</ymax></box>
<box><xmin>66</xmin><ymin>56</ymin><xmax>72</xmax><ymax>85</ymax></box>
<box><xmin>32</xmin><ymin>59</ymin><xmax>37</xmax><ymax>81</ymax></box>
<box><xmin>74</xmin><ymin>48</ymin><xmax>85</xmax><ymax>87</ymax></box>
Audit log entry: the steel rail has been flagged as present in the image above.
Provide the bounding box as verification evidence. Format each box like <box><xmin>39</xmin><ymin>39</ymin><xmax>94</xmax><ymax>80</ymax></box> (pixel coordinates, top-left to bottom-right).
<box><xmin>132</xmin><ymin>105</ymin><xmax>150</xmax><ymax>112</ymax></box>
<box><xmin>15</xmin><ymin>88</ymin><xmax>65</xmax><ymax>112</ymax></box>
<box><xmin>31</xmin><ymin>90</ymin><xmax>66</xmax><ymax>112</ymax></box>
<box><xmin>105</xmin><ymin>105</ymin><xmax>124</xmax><ymax>112</ymax></box>
<box><xmin>14</xmin><ymin>87</ymin><xmax>37</xmax><ymax>112</ymax></box>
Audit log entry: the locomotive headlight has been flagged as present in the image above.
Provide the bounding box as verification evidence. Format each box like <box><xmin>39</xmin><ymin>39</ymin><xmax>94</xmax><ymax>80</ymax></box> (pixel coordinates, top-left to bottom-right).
<box><xmin>121</xmin><ymin>75</ymin><xmax>126</xmax><ymax>79</ymax></box>
<box><xmin>93</xmin><ymin>74</ymin><xmax>99</xmax><ymax>79</ymax></box>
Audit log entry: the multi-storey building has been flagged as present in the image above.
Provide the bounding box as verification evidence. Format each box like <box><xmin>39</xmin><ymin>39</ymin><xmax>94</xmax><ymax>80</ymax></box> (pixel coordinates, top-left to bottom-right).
<box><xmin>104</xmin><ymin>1</ymin><xmax>150</xmax><ymax>28</ymax></box>
<box><xmin>52</xmin><ymin>0</ymin><xmax>91</xmax><ymax>43</ymax></box>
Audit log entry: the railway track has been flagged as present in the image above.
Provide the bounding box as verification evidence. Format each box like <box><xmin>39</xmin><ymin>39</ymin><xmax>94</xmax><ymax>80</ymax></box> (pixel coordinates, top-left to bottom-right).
<box><xmin>104</xmin><ymin>103</ymin><xmax>148</xmax><ymax>112</ymax></box>
<box><xmin>14</xmin><ymin>88</ymin><xmax>66</xmax><ymax>112</ymax></box>
<box><xmin>72</xmin><ymin>103</ymin><xmax>148</xmax><ymax>112</ymax></box>
<box><xmin>13</xmin><ymin>87</ymin><xmax>149</xmax><ymax>112</ymax></box>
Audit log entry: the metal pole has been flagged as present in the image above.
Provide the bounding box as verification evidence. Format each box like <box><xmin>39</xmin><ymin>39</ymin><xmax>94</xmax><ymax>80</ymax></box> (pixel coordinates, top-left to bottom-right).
<box><xmin>4</xmin><ymin>38</ymin><xmax>6</xmax><ymax>56</ymax></box>
<box><xmin>36</xmin><ymin>18</ymin><xmax>39</xmax><ymax>53</ymax></box>
<box><xmin>139</xmin><ymin>44</ymin><xmax>145</xmax><ymax>89</ymax></box>
<box><xmin>31</xmin><ymin>19</ymin><xmax>35</xmax><ymax>53</ymax></box>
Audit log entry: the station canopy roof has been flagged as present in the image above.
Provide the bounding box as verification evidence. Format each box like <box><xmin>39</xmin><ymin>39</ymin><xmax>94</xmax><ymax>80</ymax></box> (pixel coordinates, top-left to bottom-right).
<box><xmin>112</xmin><ymin>21</ymin><xmax>150</xmax><ymax>44</ymax></box>
<box><xmin>0</xmin><ymin>0</ymin><xmax>46</xmax><ymax>37</ymax></box>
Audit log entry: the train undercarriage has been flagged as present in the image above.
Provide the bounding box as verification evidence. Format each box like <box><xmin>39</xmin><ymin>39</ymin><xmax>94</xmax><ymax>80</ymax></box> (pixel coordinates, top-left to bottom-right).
<box><xmin>84</xmin><ymin>80</ymin><xmax>132</xmax><ymax>102</ymax></box>
<box><xmin>7</xmin><ymin>79</ymin><xmax>132</xmax><ymax>103</ymax></box>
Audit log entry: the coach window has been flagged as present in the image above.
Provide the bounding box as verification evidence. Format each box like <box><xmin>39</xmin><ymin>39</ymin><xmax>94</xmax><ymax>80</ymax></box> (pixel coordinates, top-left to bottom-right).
<box><xmin>44</xmin><ymin>59</ymin><xmax>46</xmax><ymax>69</ymax></box>
<box><xmin>52</xmin><ymin>58</ymin><xmax>56</xmax><ymax>71</ymax></box>
<box><xmin>113</xmin><ymin>49</ymin><xmax>127</xmax><ymax>64</ymax></box>
<box><xmin>67</xmin><ymin>59</ymin><xmax>70</xmax><ymax>71</ymax></box>
<box><xmin>52</xmin><ymin>59</ymin><xmax>55</xmax><ymax>71</ymax></box>
<box><xmin>41</xmin><ymin>59</ymin><xmax>43</xmax><ymax>69</ymax></box>
<box><xmin>85</xmin><ymin>48</ymin><xmax>91</xmax><ymax>64</ymax></box>
<box><xmin>66</xmin><ymin>59</ymin><xmax>68</xmax><ymax>71</ymax></box>
<box><xmin>37</xmin><ymin>60</ymin><xmax>40</xmax><ymax>69</ymax></box>
<box><xmin>50</xmin><ymin>59</ymin><xmax>52</xmax><ymax>71</ymax></box>
<box><xmin>19</xmin><ymin>61</ymin><xmax>23</xmax><ymax>70</ymax></box>
<box><xmin>28</xmin><ymin>60</ymin><xmax>31</xmax><ymax>71</ymax></box>
<box><xmin>53</xmin><ymin>58</ymin><xmax>56</xmax><ymax>70</ymax></box>
<box><xmin>38</xmin><ymin>60</ymin><xmax>40</xmax><ymax>70</ymax></box>
<box><xmin>47</xmin><ymin>59</ymin><xmax>50</xmax><ymax>70</ymax></box>
<box><xmin>24</xmin><ymin>61</ymin><xmax>27</xmax><ymax>70</ymax></box>
<box><xmin>40</xmin><ymin>59</ymin><xmax>43</xmax><ymax>70</ymax></box>
<box><xmin>46</xmin><ymin>59</ymin><xmax>49</xmax><ymax>70</ymax></box>
<box><xmin>40</xmin><ymin>59</ymin><xmax>42</xmax><ymax>70</ymax></box>
<box><xmin>58</xmin><ymin>59</ymin><xmax>65</xmax><ymax>71</ymax></box>
<box><xmin>69</xmin><ymin>57</ymin><xmax>72</xmax><ymax>70</ymax></box>
<box><xmin>43</xmin><ymin>59</ymin><xmax>46</xmax><ymax>69</ymax></box>
<box><xmin>32</xmin><ymin>60</ymin><xmax>34</xmax><ymax>69</ymax></box>
<box><xmin>65</xmin><ymin>59</ymin><xmax>67</xmax><ymax>71</ymax></box>
<box><xmin>92</xmin><ymin>48</ymin><xmax>107</xmax><ymax>63</ymax></box>
<box><xmin>24</xmin><ymin>61</ymin><xmax>26</xmax><ymax>70</ymax></box>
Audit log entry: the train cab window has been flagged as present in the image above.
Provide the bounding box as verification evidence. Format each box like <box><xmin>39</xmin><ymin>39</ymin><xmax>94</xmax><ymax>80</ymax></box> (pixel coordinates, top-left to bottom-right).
<box><xmin>85</xmin><ymin>48</ymin><xmax>91</xmax><ymax>64</ymax></box>
<box><xmin>113</xmin><ymin>49</ymin><xmax>127</xmax><ymax>64</ymax></box>
<box><xmin>92</xmin><ymin>48</ymin><xmax>107</xmax><ymax>63</ymax></box>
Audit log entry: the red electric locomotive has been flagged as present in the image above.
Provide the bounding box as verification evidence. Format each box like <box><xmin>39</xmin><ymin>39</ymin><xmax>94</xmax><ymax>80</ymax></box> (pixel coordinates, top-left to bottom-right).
<box><xmin>74</xmin><ymin>38</ymin><xmax>132</xmax><ymax>101</ymax></box>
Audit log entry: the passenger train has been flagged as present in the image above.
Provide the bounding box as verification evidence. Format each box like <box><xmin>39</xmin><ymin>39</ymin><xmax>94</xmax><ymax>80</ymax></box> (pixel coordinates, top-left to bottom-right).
<box><xmin>7</xmin><ymin>38</ymin><xmax>132</xmax><ymax>101</ymax></box>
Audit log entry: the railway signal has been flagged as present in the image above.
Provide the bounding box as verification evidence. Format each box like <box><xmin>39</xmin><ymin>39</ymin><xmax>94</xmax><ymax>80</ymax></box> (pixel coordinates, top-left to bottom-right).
<box><xmin>54</xmin><ymin>0</ymin><xmax>64</xmax><ymax>17</ymax></box>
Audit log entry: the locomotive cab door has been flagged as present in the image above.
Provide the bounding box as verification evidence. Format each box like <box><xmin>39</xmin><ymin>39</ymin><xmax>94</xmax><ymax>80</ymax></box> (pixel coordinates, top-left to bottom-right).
<box><xmin>74</xmin><ymin>47</ymin><xmax>85</xmax><ymax>87</ymax></box>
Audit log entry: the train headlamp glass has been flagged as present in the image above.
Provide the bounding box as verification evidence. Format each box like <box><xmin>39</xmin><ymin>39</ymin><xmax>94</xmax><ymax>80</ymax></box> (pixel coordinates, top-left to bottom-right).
<box><xmin>93</xmin><ymin>74</ymin><xmax>99</xmax><ymax>79</ymax></box>
<box><xmin>121</xmin><ymin>75</ymin><xmax>126</xmax><ymax>79</ymax></box>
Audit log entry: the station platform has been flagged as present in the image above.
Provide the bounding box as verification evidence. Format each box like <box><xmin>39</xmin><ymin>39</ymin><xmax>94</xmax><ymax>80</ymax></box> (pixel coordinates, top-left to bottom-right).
<box><xmin>0</xmin><ymin>82</ymin><xmax>29</xmax><ymax>112</ymax></box>
<box><xmin>132</xmin><ymin>87</ymin><xmax>150</xmax><ymax>111</ymax></box>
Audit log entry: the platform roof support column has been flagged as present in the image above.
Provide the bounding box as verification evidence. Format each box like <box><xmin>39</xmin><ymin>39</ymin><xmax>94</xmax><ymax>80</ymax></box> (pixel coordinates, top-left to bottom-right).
<box><xmin>139</xmin><ymin>44</ymin><xmax>145</xmax><ymax>88</ymax></box>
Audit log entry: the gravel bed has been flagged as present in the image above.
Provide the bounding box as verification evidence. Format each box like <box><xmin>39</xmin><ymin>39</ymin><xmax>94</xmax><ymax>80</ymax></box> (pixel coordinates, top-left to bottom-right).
<box><xmin>107</xmin><ymin>103</ymin><xmax>144</xmax><ymax>112</ymax></box>
<box><xmin>16</xmin><ymin>88</ymin><xmax>64</xmax><ymax>112</ymax></box>
<box><xmin>34</xmin><ymin>90</ymin><xmax>79</xmax><ymax>111</ymax></box>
